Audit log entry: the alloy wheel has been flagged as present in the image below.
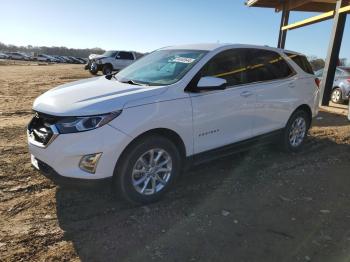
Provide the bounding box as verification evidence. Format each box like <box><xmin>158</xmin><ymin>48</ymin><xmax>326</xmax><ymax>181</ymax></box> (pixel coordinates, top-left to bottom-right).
<box><xmin>288</xmin><ymin>117</ymin><xmax>306</xmax><ymax>147</ymax></box>
<box><xmin>331</xmin><ymin>89</ymin><xmax>341</xmax><ymax>103</ymax></box>
<box><xmin>131</xmin><ymin>149</ymin><xmax>172</xmax><ymax>195</ymax></box>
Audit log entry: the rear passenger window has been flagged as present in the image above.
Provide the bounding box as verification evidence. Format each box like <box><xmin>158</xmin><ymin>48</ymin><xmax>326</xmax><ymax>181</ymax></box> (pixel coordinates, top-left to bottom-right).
<box><xmin>201</xmin><ymin>49</ymin><xmax>247</xmax><ymax>87</ymax></box>
<box><xmin>246</xmin><ymin>49</ymin><xmax>294</xmax><ymax>83</ymax></box>
<box><xmin>285</xmin><ymin>53</ymin><xmax>314</xmax><ymax>74</ymax></box>
<box><xmin>118</xmin><ymin>52</ymin><xmax>134</xmax><ymax>60</ymax></box>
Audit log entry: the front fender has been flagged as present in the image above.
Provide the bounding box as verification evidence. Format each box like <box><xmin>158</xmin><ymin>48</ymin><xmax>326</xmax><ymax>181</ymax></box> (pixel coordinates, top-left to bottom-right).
<box><xmin>108</xmin><ymin>98</ymin><xmax>194</xmax><ymax>157</ymax></box>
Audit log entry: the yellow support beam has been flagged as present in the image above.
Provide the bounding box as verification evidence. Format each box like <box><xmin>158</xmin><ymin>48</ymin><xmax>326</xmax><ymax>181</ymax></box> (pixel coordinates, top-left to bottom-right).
<box><xmin>282</xmin><ymin>5</ymin><xmax>350</xmax><ymax>30</ymax></box>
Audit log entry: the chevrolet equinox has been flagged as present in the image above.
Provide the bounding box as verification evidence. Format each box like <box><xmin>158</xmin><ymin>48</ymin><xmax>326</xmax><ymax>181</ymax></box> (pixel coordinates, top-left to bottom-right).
<box><xmin>28</xmin><ymin>44</ymin><xmax>320</xmax><ymax>203</ymax></box>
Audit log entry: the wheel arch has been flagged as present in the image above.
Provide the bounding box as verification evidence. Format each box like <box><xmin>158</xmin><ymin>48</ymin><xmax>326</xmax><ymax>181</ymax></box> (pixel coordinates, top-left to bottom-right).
<box><xmin>292</xmin><ymin>104</ymin><xmax>312</xmax><ymax>125</ymax></box>
<box><xmin>115</xmin><ymin>128</ymin><xmax>187</xmax><ymax>172</ymax></box>
<box><xmin>103</xmin><ymin>63</ymin><xmax>113</xmax><ymax>69</ymax></box>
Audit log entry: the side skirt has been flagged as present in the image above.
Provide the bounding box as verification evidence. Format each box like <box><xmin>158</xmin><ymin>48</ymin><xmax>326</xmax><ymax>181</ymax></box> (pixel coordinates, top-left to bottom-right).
<box><xmin>185</xmin><ymin>129</ymin><xmax>284</xmax><ymax>168</ymax></box>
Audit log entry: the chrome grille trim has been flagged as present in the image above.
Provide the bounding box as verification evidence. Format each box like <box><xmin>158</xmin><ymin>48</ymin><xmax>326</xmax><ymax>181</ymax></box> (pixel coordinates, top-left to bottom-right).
<box><xmin>27</xmin><ymin>112</ymin><xmax>60</xmax><ymax>148</ymax></box>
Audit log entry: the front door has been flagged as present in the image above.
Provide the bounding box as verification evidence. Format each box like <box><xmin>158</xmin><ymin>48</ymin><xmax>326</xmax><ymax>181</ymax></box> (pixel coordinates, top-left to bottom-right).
<box><xmin>190</xmin><ymin>49</ymin><xmax>256</xmax><ymax>154</ymax></box>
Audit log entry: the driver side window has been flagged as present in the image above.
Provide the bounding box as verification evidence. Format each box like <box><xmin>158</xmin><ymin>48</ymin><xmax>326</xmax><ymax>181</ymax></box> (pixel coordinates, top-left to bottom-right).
<box><xmin>201</xmin><ymin>49</ymin><xmax>247</xmax><ymax>87</ymax></box>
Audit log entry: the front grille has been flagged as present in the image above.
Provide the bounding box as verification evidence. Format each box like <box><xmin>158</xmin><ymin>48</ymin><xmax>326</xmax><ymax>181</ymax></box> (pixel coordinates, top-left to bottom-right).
<box><xmin>28</xmin><ymin>112</ymin><xmax>59</xmax><ymax>146</ymax></box>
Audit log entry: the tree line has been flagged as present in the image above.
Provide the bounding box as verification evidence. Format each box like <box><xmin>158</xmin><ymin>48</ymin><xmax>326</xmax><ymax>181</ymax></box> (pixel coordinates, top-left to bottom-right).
<box><xmin>1</xmin><ymin>42</ymin><xmax>347</xmax><ymax>68</ymax></box>
<box><xmin>308</xmin><ymin>56</ymin><xmax>348</xmax><ymax>71</ymax></box>
<box><xmin>0</xmin><ymin>42</ymin><xmax>105</xmax><ymax>58</ymax></box>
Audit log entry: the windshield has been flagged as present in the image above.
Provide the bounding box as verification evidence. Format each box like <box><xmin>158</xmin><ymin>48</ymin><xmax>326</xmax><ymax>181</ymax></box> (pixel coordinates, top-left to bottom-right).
<box><xmin>116</xmin><ymin>49</ymin><xmax>208</xmax><ymax>86</ymax></box>
<box><xmin>102</xmin><ymin>51</ymin><xmax>118</xmax><ymax>57</ymax></box>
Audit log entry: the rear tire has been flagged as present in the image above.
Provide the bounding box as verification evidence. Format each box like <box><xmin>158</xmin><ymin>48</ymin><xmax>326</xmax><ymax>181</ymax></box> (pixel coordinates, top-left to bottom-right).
<box><xmin>113</xmin><ymin>135</ymin><xmax>181</xmax><ymax>204</ymax></box>
<box><xmin>331</xmin><ymin>88</ymin><xmax>343</xmax><ymax>104</ymax></box>
<box><xmin>281</xmin><ymin>110</ymin><xmax>310</xmax><ymax>153</ymax></box>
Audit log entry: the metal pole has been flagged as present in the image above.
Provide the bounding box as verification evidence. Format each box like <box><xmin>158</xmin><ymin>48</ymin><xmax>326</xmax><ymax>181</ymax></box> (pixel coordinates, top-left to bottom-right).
<box><xmin>320</xmin><ymin>0</ymin><xmax>347</xmax><ymax>106</ymax></box>
<box><xmin>278</xmin><ymin>2</ymin><xmax>290</xmax><ymax>49</ymax></box>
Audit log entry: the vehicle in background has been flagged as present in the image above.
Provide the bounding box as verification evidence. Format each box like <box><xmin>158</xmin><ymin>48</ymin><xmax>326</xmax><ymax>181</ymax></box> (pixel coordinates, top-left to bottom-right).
<box><xmin>51</xmin><ymin>55</ymin><xmax>66</xmax><ymax>63</ymax></box>
<box><xmin>28</xmin><ymin>43</ymin><xmax>319</xmax><ymax>204</ymax></box>
<box><xmin>33</xmin><ymin>54</ymin><xmax>48</xmax><ymax>62</ymax></box>
<box><xmin>0</xmin><ymin>52</ymin><xmax>9</xmax><ymax>59</ymax></box>
<box><xmin>67</xmin><ymin>56</ymin><xmax>82</xmax><ymax>64</ymax></box>
<box><xmin>33</xmin><ymin>54</ymin><xmax>59</xmax><ymax>62</ymax></box>
<box><xmin>315</xmin><ymin>67</ymin><xmax>350</xmax><ymax>103</ymax></box>
<box><xmin>60</xmin><ymin>56</ymin><xmax>75</xmax><ymax>63</ymax></box>
<box><xmin>72</xmin><ymin>56</ymin><xmax>86</xmax><ymax>64</ymax></box>
<box><xmin>75</xmin><ymin>57</ymin><xmax>87</xmax><ymax>64</ymax></box>
<box><xmin>85</xmin><ymin>50</ymin><xmax>143</xmax><ymax>75</ymax></box>
<box><xmin>5</xmin><ymin>52</ymin><xmax>31</xmax><ymax>60</ymax></box>
<box><xmin>46</xmin><ymin>55</ymin><xmax>61</xmax><ymax>63</ymax></box>
<box><xmin>57</xmin><ymin>56</ymin><xmax>71</xmax><ymax>63</ymax></box>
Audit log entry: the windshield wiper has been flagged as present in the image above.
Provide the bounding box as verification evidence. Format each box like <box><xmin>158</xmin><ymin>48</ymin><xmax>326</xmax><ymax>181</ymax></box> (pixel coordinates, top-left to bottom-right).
<box><xmin>105</xmin><ymin>73</ymin><xmax>149</xmax><ymax>86</ymax></box>
<box><xmin>120</xmin><ymin>79</ymin><xmax>149</xmax><ymax>86</ymax></box>
<box><xmin>126</xmin><ymin>80</ymin><xmax>148</xmax><ymax>86</ymax></box>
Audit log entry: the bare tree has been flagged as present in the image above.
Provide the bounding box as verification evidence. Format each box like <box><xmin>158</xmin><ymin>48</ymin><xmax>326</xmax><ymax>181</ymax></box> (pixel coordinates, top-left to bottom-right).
<box><xmin>0</xmin><ymin>42</ymin><xmax>105</xmax><ymax>58</ymax></box>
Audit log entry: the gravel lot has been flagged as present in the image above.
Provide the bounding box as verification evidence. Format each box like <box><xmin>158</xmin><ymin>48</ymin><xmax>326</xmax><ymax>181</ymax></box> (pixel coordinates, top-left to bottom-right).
<box><xmin>1</xmin><ymin>63</ymin><xmax>350</xmax><ymax>262</ymax></box>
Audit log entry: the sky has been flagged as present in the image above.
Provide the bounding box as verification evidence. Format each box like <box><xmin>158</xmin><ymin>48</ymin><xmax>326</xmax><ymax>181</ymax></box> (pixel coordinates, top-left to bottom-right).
<box><xmin>0</xmin><ymin>0</ymin><xmax>349</xmax><ymax>60</ymax></box>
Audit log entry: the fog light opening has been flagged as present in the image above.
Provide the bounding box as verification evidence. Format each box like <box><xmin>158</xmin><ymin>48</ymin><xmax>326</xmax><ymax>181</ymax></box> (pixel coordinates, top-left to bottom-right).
<box><xmin>79</xmin><ymin>153</ymin><xmax>102</xmax><ymax>174</ymax></box>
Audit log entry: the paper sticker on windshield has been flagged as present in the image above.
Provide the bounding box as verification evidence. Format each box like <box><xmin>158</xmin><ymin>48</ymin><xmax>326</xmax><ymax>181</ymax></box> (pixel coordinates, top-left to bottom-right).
<box><xmin>170</xmin><ymin>57</ymin><xmax>195</xmax><ymax>64</ymax></box>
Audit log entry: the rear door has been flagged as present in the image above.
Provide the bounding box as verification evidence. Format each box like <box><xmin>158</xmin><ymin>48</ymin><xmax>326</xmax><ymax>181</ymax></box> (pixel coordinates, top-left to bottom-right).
<box><xmin>116</xmin><ymin>51</ymin><xmax>135</xmax><ymax>69</ymax></box>
<box><xmin>190</xmin><ymin>48</ymin><xmax>256</xmax><ymax>154</ymax></box>
<box><xmin>245</xmin><ymin>49</ymin><xmax>298</xmax><ymax>136</ymax></box>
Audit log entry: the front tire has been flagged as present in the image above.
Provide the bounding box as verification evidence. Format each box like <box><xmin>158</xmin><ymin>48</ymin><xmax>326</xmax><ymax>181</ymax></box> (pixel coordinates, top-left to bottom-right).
<box><xmin>113</xmin><ymin>135</ymin><xmax>181</xmax><ymax>204</ymax></box>
<box><xmin>282</xmin><ymin>110</ymin><xmax>310</xmax><ymax>152</ymax></box>
<box><xmin>89</xmin><ymin>62</ymin><xmax>98</xmax><ymax>75</ymax></box>
<box><xmin>331</xmin><ymin>88</ymin><xmax>343</xmax><ymax>104</ymax></box>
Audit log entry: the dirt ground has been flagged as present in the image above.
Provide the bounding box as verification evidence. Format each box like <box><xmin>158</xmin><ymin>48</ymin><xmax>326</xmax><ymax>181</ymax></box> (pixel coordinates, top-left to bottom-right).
<box><xmin>1</xmin><ymin>63</ymin><xmax>350</xmax><ymax>262</ymax></box>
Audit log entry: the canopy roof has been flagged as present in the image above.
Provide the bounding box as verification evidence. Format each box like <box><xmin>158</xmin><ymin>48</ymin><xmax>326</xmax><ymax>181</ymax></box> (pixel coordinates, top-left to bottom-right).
<box><xmin>246</xmin><ymin>0</ymin><xmax>349</xmax><ymax>12</ymax></box>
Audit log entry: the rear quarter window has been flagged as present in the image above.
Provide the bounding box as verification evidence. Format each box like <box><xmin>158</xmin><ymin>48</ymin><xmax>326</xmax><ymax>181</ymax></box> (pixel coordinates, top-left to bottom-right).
<box><xmin>285</xmin><ymin>53</ymin><xmax>314</xmax><ymax>75</ymax></box>
<box><xmin>246</xmin><ymin>49</ymin><xmax>294</xmax><ymax>84</ymax></box>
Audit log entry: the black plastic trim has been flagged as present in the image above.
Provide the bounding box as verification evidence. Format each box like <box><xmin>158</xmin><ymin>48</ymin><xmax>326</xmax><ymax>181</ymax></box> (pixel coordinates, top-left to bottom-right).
<box><xmin>187</xmin><ymin>129</ymin><xmax>283</xmax><ymax>166</ymax></box>
<box><xmin>36</xmin><ymin>159</ymin><xmax>111</xmax><ymax>187</ymax></box>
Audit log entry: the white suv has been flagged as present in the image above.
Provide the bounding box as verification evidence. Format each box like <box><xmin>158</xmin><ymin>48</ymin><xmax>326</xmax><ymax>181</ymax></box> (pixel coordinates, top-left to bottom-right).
<box><xmin>86</xmin><ymin>50</ymin><xmax>142</xmax><ymax>75</ymax></box>
<box><xmin>28</xmin><ymin>44</ymin><xmax>320</xmax><ymax>204</ymax></box>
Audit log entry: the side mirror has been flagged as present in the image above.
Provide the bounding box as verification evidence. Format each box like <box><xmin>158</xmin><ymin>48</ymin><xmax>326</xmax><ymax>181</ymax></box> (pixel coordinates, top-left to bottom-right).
<box><xmin>197</xmin><ymin>76</ymin><xmax>227</xmax><ymax>91</ymax></box>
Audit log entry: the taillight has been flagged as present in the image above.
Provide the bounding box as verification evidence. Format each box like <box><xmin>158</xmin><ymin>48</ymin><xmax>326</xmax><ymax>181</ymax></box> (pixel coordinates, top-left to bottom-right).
<box><xmin>315</xmin><ymin>78</ymin><xmax>320</xmax><ymax>88</ymax></box>
<box><xmin>347</xmin><ymin>78</ymin><xmax>350</xmax><ymax>83</ymax></box>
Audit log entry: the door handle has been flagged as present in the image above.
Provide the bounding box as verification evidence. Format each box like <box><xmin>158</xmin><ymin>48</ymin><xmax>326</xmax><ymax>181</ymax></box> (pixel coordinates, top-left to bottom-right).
<box><xmin>288</xmin><ymin>83</ymin><xmax>295</xmax><ymax>88</ymax></box>
<box><xmin>240</xmin><ymin>91</ymin><xmax>253</xmax><ymax>97</ymax></box>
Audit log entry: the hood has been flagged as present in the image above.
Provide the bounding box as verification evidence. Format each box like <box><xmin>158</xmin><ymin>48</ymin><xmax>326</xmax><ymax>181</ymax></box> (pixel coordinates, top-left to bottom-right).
<box><xmin>89</xmin><ymin>54</ymin><xmax>107</xmax><ymax>60</ymax></box>
<box><xmin>33</xmin><ymin>77</ymin><xmax>166</xmax><ymax>116</ymax></box>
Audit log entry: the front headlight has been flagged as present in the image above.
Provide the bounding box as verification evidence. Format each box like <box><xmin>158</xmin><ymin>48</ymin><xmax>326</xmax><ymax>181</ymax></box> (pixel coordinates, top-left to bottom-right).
<box><xmin>55</xmin><ymin>111</ymin><xmax>122</xmax><ymax>134</ymax></box>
